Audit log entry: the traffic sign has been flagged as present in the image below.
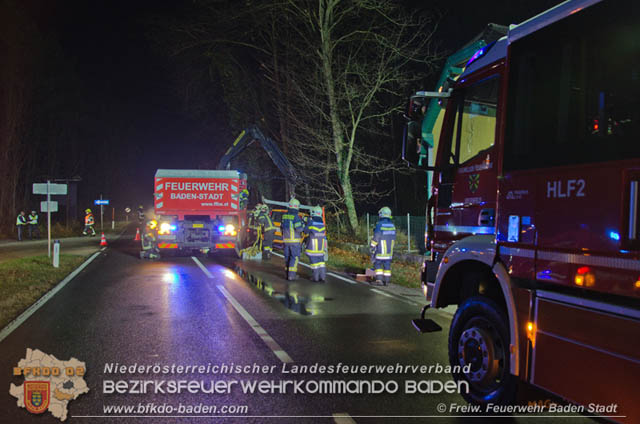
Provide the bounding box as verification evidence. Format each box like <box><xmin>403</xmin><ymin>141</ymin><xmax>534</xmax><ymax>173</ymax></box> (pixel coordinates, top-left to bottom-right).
<box><xmin>41</xmin><ymin>201</ymin><xmax>58</xmax><ymax>212</ymax></box>
<box><xmin>33</xmin><ymin>183</ymin><xmax>67</xmax><ymax>195</ymax></box>
<box><xmin>94</xmin><ymin>199</ymin><xmax>110</xmax><ymax>205</ymax></box>
<box><xmin>125</xmin><ymin>207</ymin><xmax>131</xmax><ymax>213</ymax></box>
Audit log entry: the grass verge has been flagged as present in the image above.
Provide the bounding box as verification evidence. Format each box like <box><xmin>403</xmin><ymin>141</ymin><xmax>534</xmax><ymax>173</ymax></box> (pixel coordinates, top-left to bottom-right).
<box><xmin>0</xmin><ymin>254</ymin><xmax>87</xmax><ymax>329</ymax></box>
<box><xmin>298</xmin><ymin>246</ymin><xmax>422</xmax><ymax>289</ymax></box>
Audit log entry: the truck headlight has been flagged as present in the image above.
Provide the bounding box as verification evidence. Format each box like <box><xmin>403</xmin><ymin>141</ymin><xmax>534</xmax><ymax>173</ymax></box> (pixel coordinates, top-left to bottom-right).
<box><xmin>159</xmin><ymin>222</ymin><xmax>172</xmax><ymax>234</ymax></box>
<box><xmin>224</xmin><ymin>224</ymin><xmax>237</xmax><ymax>236</ymax></box>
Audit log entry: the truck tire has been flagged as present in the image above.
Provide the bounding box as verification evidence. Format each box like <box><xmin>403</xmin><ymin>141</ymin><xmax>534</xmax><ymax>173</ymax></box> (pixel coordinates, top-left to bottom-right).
<box><xmin>448</xmin><ymin>295</ymin><xmax>517</xmax><ymax>405</ymax></box>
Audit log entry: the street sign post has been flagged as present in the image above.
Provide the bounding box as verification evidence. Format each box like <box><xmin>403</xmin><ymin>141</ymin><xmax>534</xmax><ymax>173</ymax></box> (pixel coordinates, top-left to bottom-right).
<box><xmin>40</xmin><ymin>201</ymin><xmax>58</xmax><ymax>212</ymax></box>
<box><xmin>33</xmin><ymin>183</ymin><xmax>67</xmax><ymax>195</ymax></box>
<box><xmin>33</xmin><ymin>181</ymin><xmax>67</xmax><ymax>258</ymax></box>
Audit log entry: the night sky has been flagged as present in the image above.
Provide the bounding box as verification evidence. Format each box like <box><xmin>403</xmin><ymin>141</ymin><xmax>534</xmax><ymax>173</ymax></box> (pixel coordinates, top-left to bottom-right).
<box><xmin>11</xmin><ymin>0</ymin><xmax>560</xmax><ymax>216</ymax></box>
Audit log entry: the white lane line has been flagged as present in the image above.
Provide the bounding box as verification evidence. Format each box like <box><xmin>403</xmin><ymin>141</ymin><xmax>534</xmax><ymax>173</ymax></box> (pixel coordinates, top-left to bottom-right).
<box><xmin>271</xmin><ymin>251</ymin><xmax>312</xmax><ymax>269</ymax></box>
<box><xmin>0</xmin><ymin>251</ymin><xmax>103</xmax><ymax>343</ymax></box>
<box><xmin>217</xmin><ymin>286</ymin><xmax>293</xmax><ymax>363</ymax></box>
<box><xmin>333</xmin><ymin>413</ymin><xmax>357</xmax><ymax>423</ymax></box>
<box><xmin>327</xmin><ymin>272</ymin><xmax>357</xmax><ymax>285</ymax></box>
<box><xmin>191</xmin><ymin>256</ymin><xmax>213</xmax><ymax>278</ymax></box>
<box><xmin>271</xmin><ymin>252</ymin><xmax>357</xmax><ymax>283</ymax></box>
<box><xmin>370</xmin><ymin>288</ymin><xmax>421</xmax><ymax>307</ymax></box>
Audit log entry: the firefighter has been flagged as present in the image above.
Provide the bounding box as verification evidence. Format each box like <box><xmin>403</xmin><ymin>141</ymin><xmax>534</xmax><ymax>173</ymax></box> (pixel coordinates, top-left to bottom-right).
<box><xmin>370</xmin><ymin>206</ymin><xmax>396</xmax><ymax>285</ymax></box>
<box><xmin>257</xmin><ymin>203</ymin><xmax>277</xmax><ymax>260</ymax></box>
<box><xmin>304</xmin><ymin>206</ymin><xmax>327</xmax><ymax>282</ymax></box>
<box><xmin>239</xmin><ymin>189</ymin><xmax>249</xmax><ymax>209</ymax></box>
<box><xmin>247</xmin><ymin>204</ymin><xmax>262</xmax><ymax>246</ymax></box>
<box><xmin>282</xmin><ymin>198</ymin><xmax>303</xmax><ymax>280</ymax></box>
<box><xmin>83</xmin><ymin>208</ymin><xmax>96</xmax><ymax>236</ymax></box>
<box><xmin>16</xmin><ymin>211</ymin><xmax>27</xmax><ymax>241</ymax></box>
<box><xmin>28</xmin><ymin>210</ymin><xmax>40</xmax><ymax>239</ymax></box>
<box><xmin>140</xmin><ymin>220</ymin><xmax>160</xmax><ymax>259</ymax></box>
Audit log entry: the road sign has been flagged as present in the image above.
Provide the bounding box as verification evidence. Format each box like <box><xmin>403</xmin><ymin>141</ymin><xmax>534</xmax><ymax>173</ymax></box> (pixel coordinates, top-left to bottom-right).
<box><xmin>94</xmin><ymin>199</ymin><xmax>110</xmax><ymax>205</ymax></box>
<box><xmin>33</xmin><ymin>183</ymin><xmax>67</xmax><ymax>195</ymax></box>
<box><xmin>41</xmin><ymin>201</ymin><xmax>58</xmax><ymax>212</ymax></box>
<box><xmin>125</xmin><ymin>207</ymin><xmax>131</xmax><ymax>213</ymax></box>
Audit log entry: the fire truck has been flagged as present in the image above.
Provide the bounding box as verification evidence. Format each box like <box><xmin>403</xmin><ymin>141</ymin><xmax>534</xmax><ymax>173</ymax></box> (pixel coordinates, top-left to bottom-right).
<box><xmin>152</xmin><ymin>169</ymin><xmax>248</xmax><ymax>254</ymax></box>
<box><xmin>405</xmin><ymin>0</ymin><xmax>639</xmax><ymax>420</ymax></box>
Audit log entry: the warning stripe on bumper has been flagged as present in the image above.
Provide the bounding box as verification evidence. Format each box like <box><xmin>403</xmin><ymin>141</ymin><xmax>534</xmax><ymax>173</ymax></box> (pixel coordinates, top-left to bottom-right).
<box><xmin>158</xmin><ymin>243</ymin><xmax>178</xmax><ymax>249</ymax></box>
<box><xmin>216</xmin><ymin>243</ymin><xmax>235</xmax><ymax>249</ymax></box>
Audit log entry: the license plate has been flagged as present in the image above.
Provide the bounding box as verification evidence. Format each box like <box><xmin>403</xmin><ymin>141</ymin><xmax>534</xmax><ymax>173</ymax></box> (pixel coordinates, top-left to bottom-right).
<box><xmin>192</xmin><ymin>223</ymin><xmax>204</xmax><ymax>228</ymax></box>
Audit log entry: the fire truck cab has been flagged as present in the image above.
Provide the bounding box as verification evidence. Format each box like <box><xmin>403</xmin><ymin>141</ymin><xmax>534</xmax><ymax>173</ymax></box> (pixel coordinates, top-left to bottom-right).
<box><xmin>405</xmin><ymin>0</ymin><xmax>640</xmax><ymax>420</ymax></box>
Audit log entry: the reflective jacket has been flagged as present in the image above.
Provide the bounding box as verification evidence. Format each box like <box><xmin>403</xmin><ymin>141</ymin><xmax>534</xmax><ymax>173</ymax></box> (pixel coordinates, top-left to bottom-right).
<box><xmin>303</xmin><ymin>217</ymin><xmax>327</xmax><ymax>257</ymax></box>
<box><xmin>281</xmin><ymin>209</ymin><xmax>303</xmax><ymax>244</ymax></box>
<box><xmin>258</xmin><ymin>212</ymin><xmax>276</xmax><ymax>233</ymax></box>
<box><xmin>28</xmin><ymin>213</ymin><xmax>38</xmax><ymax>225</ymax></box>
<box><xmin>16</xmin><ymin>215</ymin><xmax>27</xmax><ymax>226</ymax></box>
<box><xmin>371</xmin><ymin>218</ymin><xmax>396</xmax><ymax>260</ymax></box>
<box><xmin>85</xmin><ymin>213</ymin><xmax>95</xmax><ymax>225</ymax></box>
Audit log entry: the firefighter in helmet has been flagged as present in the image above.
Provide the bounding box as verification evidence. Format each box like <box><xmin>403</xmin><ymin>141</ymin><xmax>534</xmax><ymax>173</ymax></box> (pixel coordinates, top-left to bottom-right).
<box><xmin>239</xmin><ymin>189</ymin><xmax>249</xmax><ymax>209</ymax></box>
<box><xmin>140</xmin><ymin>220</ymin><xmax>160</xmax><ymax>259</ymax></box>
<box><xmin>83</xmin><ymin>208</ymin><xmax>96</xmax><ymax>236</ymax></box>
<box><xmin>304</xmin><ymin>206</ymin><xmax>327</xmax><ymax>282</ymax></box>
<box><xmin>257</xmin><ymin>203</ymin><xmax>277</xmax><ymax>260</ymax></box>
<box><xmin>370</xmin><ymin>206</ymin><xmax>396</xmax><ymax>285</ymax></box>
<box><xmin>282</xmin><ymin>198</ymin><xmax>303</xmax><ymax>280</ymax></box>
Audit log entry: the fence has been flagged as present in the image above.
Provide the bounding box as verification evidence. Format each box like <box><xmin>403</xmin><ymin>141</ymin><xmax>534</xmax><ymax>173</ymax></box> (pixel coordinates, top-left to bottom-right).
<box><xmin>365</xmin><ymin>213</ymin><xmax>426</xmax><ymax>253</ymax></box>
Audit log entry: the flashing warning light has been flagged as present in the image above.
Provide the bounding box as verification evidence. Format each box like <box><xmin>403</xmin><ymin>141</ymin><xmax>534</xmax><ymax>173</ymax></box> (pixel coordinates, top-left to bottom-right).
<box><xmin>526</xmin><ymin>321</ymin><xmax>536</xmax><ymax>347</ymax></box>
<box><xmin>609</xmin><ymin>231</ymin><xmax>620</xmax><ymax>241</ymax></box>
<box><xmin>575</xmin><ymin>267</ymin><xmax>595</xmax><ymax>287</ymax></box>
<box><xmin>149</xmin><ymin>220</ymin><xmax>157</xmax><ymax>230</ymax></box>
<box><xmin>218</xmin><ymin>225</ymin><xmax>225</xmax><ymax>232</ymax></box>
<box><xmin>635</xmin><ymin>279</ymin><xmax>640</xmax><ymax>289</ymax></box>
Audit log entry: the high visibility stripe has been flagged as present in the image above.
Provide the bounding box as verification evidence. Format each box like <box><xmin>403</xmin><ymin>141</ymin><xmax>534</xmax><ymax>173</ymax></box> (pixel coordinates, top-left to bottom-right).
<box><xmin>158</xmin><ymin>243</ymin><xmax>178</xmax><ymax>249</ymax></box>
<box><xmin>215</xmin><ymin>243</ymin><xmax>235</xmax><ymax>249</ymax></box>
<box><xmin>375</xmin><ymin>269</ymin><xmax>384</xmax><ymax>275</ymax></box>
<box><xmin>381</xmin><ymin>240</ymin><xmax>387</xmax><ymax>255</ymax></box>
<box><xmin>391</xmin><ymin>239</ymin><xmax>395</xmax><ymax>254</ymax></box>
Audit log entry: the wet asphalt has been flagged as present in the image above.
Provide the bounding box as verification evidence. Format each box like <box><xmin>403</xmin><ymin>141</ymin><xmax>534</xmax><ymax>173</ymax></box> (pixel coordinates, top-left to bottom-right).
<box><xmin>0</xmin><ymin>227</ymin><xmax>593</xmax><ymax>424</ymax></box>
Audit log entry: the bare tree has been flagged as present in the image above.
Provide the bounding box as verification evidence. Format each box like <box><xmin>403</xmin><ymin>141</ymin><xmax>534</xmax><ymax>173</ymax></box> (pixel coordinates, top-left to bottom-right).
<box><xmin>262</xmin><ymin>0</ymin><xmax>438</xmax><ymax>231</ymax></box>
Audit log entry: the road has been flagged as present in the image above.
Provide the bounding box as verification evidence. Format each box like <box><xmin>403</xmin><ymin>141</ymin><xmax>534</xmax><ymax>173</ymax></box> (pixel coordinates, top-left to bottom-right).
<box><xmin>0</xmin><ymin>228</ymin><xmax>593</xmax><ymax>423</ymax></box>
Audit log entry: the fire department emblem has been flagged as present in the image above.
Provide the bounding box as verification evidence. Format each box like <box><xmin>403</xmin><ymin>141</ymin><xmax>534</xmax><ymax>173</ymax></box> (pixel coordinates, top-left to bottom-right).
<box><xmin>24</xmin><ymin>381</ymin><xmax>50</xmax><ymax>414</ymax></box>
<box><xmin>469</xmin><ymin>174</ymin><xmax>480</xmax><ymax>193</ymax></box>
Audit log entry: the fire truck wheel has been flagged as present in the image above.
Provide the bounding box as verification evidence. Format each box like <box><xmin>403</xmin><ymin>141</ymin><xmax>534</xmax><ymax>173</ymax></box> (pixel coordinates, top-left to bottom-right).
<box><xmin>448</xmin><ymin>295</ymin><xmax>517</xmax><ymax>405</ymax></box>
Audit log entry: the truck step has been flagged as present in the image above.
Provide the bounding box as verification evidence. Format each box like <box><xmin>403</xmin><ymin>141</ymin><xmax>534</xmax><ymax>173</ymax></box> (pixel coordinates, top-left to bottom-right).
<box><xmin>412</xmin><ymin>318</ymin><xmax>442</xmax><ymax>333</ymax></box>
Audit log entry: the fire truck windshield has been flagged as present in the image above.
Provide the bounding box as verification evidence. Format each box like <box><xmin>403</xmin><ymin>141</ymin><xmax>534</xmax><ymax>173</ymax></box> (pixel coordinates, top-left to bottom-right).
<box><xmin>449</xmin><ymin>76</ymin><xmax>499</xmax><ymax>166</ymax></box>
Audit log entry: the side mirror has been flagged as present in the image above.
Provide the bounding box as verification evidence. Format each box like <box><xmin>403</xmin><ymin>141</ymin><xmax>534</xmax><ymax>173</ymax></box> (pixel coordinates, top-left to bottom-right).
<box><xmin>402</xmin><ymin>120</ymin><xmax>436</xmax><ymax>170</ymax></box>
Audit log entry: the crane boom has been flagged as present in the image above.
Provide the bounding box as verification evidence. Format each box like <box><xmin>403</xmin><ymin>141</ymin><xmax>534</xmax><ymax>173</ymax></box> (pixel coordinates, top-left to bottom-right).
<box><xmin>217</xmin><ymin>126</ymin><xmax>300</xmax><ymax>186</ymax></box>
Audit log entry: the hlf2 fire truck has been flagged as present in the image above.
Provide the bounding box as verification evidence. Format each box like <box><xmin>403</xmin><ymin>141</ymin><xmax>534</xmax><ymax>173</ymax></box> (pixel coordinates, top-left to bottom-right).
<box><xmin>405</xmin><ymin>0</ymin><xmax>639</xmax><ymax>421</ymax></box>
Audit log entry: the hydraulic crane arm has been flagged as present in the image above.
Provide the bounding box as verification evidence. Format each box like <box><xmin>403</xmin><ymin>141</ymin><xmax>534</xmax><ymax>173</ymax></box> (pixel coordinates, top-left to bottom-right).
<box><xmin>217</xmin><ymin>125</ymin><xmax>300</xmax><ymax>185</ymax></box>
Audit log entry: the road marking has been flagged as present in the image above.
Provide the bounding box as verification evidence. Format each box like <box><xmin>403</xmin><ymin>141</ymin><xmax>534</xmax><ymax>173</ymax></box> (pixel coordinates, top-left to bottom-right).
<box><xmin>192</xmin><ymin>256</ymin><xmax>214</xmax><ymax>278</ymax></box>
<box><xmin>0</xmin><ymin>250</ymin><xmax>102</xmax><ymax>343</ymax></box>
<box><xmin>217</xmin><ymin>286</ymin><xmax>293</xmax><ymax>363</ymax></box>
<box><xmin>272</xmin><ymin>252</ymin><xmax>357</xmax><ymax>284</ymax></box>
<box><xmin>333</xmin><ymin>413</ymin><xmax>357</xmax><ymax>423</ymax></box>
<box><xmin>370</xmin><ymin>288</ymin><xmax>421</xmax><ymax>306</ymax></box>
<box><xmin>327</xmin><ymin>271</ymin><xmax>357</xmax><ymax>284</ymax></box>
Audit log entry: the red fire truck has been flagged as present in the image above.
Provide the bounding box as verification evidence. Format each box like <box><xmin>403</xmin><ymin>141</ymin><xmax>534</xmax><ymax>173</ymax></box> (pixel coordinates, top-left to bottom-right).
<box><xmin>152</xmin><ymin>169</ymin><xmax>248</xmax><ymax>254</ymax></box>
<box><xmin>406</xmin><ymin>0</ymin><xmax>639</xmax><ymax>420</ymax></box>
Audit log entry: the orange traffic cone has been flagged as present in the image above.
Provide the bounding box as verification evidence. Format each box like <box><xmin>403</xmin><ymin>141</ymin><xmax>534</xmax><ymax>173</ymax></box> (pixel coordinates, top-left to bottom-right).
<box><xmin>134</xmin><ymin>228</ymin><xmax>141</xmax><ymax>241</ymax></box>
<box><xmin>100</xmin><ymin>233</ymin><xmax>108</xmax><ymax>247</ymax></box>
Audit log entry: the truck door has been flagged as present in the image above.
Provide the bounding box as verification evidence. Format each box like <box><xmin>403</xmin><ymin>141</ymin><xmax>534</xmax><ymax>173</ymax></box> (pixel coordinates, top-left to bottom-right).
<box><xmin>433</xmin><ymin>75</ymin><xmax>500</xmax><ymax>248</ymax></box>
<box><xmin>498</xmin><ymin>1</ymin><xmax>640</xmax><ymax>418</ymax></box>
